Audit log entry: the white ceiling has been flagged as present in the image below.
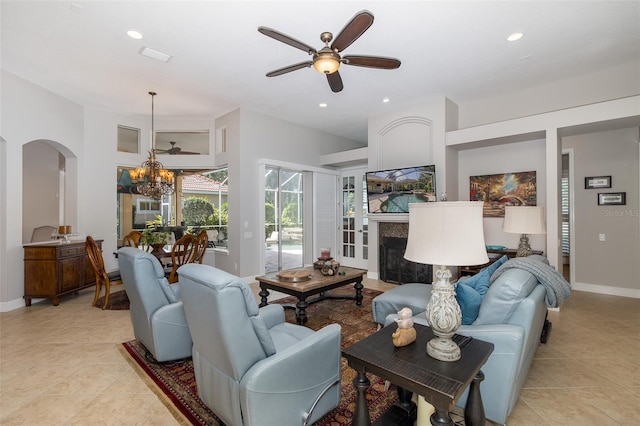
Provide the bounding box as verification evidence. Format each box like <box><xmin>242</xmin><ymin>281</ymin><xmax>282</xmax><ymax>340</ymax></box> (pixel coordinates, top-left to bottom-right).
<box><xmin>2</xmin><ymin>1</ymin><xmax>639</xmax><ymax>143</ymax></box>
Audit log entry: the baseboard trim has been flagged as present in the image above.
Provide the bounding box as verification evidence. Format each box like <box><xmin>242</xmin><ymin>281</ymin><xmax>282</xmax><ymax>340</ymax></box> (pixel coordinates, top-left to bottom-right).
<box><xmin>0</xmin><ymin>297</ymin><xmax>30</xmax><ymax>312</ymax></box>
<box><xmin>572</xmin><ymin>282</ymin><xmax>640</xmax><ymax>299</ymax></box>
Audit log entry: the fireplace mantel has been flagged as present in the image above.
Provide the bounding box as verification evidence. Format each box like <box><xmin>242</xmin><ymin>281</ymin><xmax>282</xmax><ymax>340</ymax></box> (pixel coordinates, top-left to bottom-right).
<box><xmin>367</xmin><ymin>213</ymin><xmax>408</xmax><ymax>223</ymax></box>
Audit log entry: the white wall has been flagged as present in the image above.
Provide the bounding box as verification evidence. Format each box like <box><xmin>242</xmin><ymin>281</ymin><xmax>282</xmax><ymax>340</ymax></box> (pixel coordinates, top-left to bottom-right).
<box><xmin>22</xmin><ymin>141</ymin><xmax>60</xmax><ymax>242</ymax></box>
<box><xmin>457</xmin><ymin>139</ymin><xmax>547</xmax><ymax>251</ymax></box>
<box><xmin>1</xmin><ymin>75</ymin><xmax>362</xmax><ymax>309</ymax></box>
<box><xmin>562</xmin><ymin>127</ymin><xmax>639</xmax><ymax>296</ymax></box>
<box><xmin>365</xmin><ymin>97</ymin><xmax>459</xmax><ymax>278</ymax></box>
<box><xmin>83</xmin><ymin>107</ymin><xmax>217</xmax><ymax>272</ymax></box>
<box><xmin>1</xmin><ymin>70</ymin><xmax>84</xmax><ymax>309</ymax></box>
<box><xmin>218</xmin><ymin>108</ymin><xmax>363</xmax><ymax>279</ymax></box>
<box><xmin>458</xmin><ymin>60</ymin><xmax>640</xmax><ymax>129</ymax></box>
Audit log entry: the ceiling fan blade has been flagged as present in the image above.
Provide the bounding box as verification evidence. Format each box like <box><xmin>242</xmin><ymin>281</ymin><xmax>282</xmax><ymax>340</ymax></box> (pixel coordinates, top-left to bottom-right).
<box><xmin>327</xmin><ymin>71</ymin><xmax>343</xmax><ymax>93</ymax></box>
<box><xmin>331</xmin><ymin>10</ymin><xmax>374</xmax><ymax>53</ymax></box>
<box><xmin>342</xmin><ymin>55</ymin><xmax>401</xmax><ymax>69</ymax></box>
<box><xmin>266</xmin><ymin>61</ymin><xmax>313</xmax><ymax>77</ymax></box>
<box><xmin>173</xmin><ymin>150</ymin><xmax>200</xmax><ymax>155</ymax></box>
<box><xmin>258</xmin><ymin>26</ymin><xmax>316</xmax><ymax>54</ymax></box>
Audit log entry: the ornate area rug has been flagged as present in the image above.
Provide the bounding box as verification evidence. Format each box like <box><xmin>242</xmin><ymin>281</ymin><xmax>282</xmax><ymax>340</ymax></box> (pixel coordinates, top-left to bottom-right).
<box><xmin>94</xmin><ymin>289</ymin><xmax>129</xmax><ymax>310</ymax></box>
<box><xmin>120</xmin><ymin>287</ymin><xmax>398</xmax><ymax>425</ymax></box>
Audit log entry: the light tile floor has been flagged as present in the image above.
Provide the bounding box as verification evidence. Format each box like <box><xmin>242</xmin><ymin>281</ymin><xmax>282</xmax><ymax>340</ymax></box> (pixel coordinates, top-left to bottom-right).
<box><xmin>1</xmin><ymin>279</ymin><xmax>638</xmax><ymax>425</ymax></box>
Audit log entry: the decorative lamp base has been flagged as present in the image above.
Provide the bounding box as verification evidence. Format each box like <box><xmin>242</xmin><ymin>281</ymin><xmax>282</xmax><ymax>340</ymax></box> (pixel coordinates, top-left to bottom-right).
<box><xmin>425</xmin><ymin>266</ymin><xmax>462</xmax><ymax>362</ymax></box>
<box><xmin>516</xmin><ymin>234</ymin><xmax>533</xmax><ymax>257</ymax></box>
<box><xmin>427</xmin><ymin>336</ymin><xmax>461</xmax><ymax>362</ymax></box>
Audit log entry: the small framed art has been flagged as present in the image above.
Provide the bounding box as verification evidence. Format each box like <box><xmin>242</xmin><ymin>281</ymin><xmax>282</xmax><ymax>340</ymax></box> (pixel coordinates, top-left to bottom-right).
<box><xmin>585</xmin><ymin>176</ymin><xmax>611</xmax><ymax>189</ymax></box>
<box><xmin>598</xmin><ymin>192</ymin><xmax>626</xmax><ymax>206</ymax></box>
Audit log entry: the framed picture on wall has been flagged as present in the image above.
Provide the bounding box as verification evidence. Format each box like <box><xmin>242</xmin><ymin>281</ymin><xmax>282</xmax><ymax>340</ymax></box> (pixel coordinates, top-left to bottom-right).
<box><xmin>598</xmin><ymin>192</ymin><xmax>626</xmax><ymax>206</ymax></box>
<box><xmin>469</xmin><ymin>171</ymin><xmax>537</xmax><ymax>217</ymax></box>
<box><xmin>585</xmin><ymin>175</ymin><xmax>611</xmax><ymax>189</ymax></box>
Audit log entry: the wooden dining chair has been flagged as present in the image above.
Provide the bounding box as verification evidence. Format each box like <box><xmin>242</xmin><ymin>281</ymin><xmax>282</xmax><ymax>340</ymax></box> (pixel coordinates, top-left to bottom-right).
<box><xmin>86</xmin><ymin>235</ymin><xmax>123</xmax><ymax>309</ymax></box>
<box><xmin>193</xmin><ymin>230</ymin><xmax>209</xmax><ymax>264</ymax></box>
<box><xmin>31</xmin><ymin>225</ymin><xmax>57</xmax><ymax>243</ymax></box>
<box><xmin>122</xmin><ymin>230</ymin><xmax>142</xmax><ymax>248</ymax></box>
<box><xmin>167</xmin><ymin>234</ymin><xmax>197</xmax><ymax>283</ymax></box>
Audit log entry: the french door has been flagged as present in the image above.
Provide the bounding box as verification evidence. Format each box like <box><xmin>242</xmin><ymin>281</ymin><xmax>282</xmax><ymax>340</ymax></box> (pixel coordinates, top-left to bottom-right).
<box><xmin>339</xmin><ymin>167</ymin><xmax>368</xmax><ymax>269</ymax></box>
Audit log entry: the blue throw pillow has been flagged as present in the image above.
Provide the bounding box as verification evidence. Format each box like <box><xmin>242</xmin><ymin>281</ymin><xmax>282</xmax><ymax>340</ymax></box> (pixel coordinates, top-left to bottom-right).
<box><xmin>462</xmin><ymin>255</ymin><xmax>508</xmax><ymax>297</ymax></box>
<box><xmin>487</xmin><ymin>255</ymin><xmax>509</xmax><ymax>275</ymax></box>
<box><xmin>455</xmin><ymin>281</ymin><xmax>482</xmax><ymax>325</ymax></box>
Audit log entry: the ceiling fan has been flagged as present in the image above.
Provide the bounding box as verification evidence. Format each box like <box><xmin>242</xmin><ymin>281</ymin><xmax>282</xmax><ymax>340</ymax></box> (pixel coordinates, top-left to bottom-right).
<box><xmin>258</xmin><ymin>10</ymin><xmax>401</xmax><ymax>93</ymax></box>
<box><xmin>156</xmin><ymin>141</ymin><xmax>199</xmax><ymax>155</ymax></box>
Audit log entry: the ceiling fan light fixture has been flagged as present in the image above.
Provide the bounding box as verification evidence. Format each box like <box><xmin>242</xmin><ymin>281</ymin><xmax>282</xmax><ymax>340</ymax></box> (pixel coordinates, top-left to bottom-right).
<box><xmin>313</xmin><ymin>51</ymin><xmax>340</xmax><ymax>74</ymax></box>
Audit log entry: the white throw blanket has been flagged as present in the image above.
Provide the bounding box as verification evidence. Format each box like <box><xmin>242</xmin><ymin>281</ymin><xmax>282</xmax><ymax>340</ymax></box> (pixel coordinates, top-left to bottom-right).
<box><xmin>490</xmin><ymin>257</ymin><xmax>572</xmax><ymax>308</ymax></box>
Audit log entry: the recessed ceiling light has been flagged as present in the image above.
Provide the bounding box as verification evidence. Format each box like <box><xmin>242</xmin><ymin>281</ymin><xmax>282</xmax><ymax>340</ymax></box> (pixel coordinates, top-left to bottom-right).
<box><xmin>127</xmin><ymin>30</ymin><xmax>143</xmax><ymax>40</ymax></box>
<box><xmin>319</xmin><ymin>103</ymin><xmax>328</xmax><ymax>108</ymax></box>
<box><xmin>382</xmin><ymin>98</ymin><xmax>390</xmax><ymax>103</ymax></box>
<box><xmin>507</xmin><ymin>32</ymin><xmax>523</xmax><ymax>42</ymax></box>
<box><xmin>139</xmin><ymin>46</ymin><xmax>172</xmax><ymax>63</ymax></box>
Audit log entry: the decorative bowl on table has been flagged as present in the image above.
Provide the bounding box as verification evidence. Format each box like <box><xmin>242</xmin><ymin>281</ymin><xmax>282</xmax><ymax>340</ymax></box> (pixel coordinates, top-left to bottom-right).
<box><xmin>320</xmin><ymin>259</ymin><xmax>340</xmax><ymax>276</ymax></box>
<box><xmin>314</xmin><ymin>256</ymin><xmax>333</xmax><ymax>269</ymax></box>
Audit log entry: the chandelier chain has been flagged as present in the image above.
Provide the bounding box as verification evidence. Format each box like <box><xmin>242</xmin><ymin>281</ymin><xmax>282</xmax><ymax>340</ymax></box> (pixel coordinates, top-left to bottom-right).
<box><xmin>129</xmin><ymin>91</ymin><xmax>175</xmax><ymax>200</ymax></box>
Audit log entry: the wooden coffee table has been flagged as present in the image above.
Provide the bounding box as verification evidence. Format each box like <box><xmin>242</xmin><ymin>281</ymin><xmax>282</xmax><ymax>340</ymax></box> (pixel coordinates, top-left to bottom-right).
<box><xmin>342</xmin><ymin>323</ymin><xmax>494</xmax><ymax>426</ymax></box>
<box><xmin>255</xmin><ymin>266</ymin><xmax>367</xmax><ymax>325</ymax></box>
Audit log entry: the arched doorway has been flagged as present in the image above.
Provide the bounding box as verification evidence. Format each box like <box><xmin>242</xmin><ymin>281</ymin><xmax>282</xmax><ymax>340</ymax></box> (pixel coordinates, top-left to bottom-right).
<box><xmin>22</xmin><ymin>140</ymin><xmax>78</xmax><ymax>243</ymax></box>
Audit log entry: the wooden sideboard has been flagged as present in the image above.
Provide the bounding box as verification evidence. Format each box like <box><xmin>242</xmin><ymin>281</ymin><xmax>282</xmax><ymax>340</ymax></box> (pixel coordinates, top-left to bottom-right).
<box><xmin>23</xmin><ymin>240</ymin><xmax>101</xmax><ymax>306</ymax></box>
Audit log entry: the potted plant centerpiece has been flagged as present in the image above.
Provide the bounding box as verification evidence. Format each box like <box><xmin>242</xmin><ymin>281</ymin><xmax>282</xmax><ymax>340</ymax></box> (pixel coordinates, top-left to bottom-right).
<box><xmin>141</xmin><ymin>215</ymin><xmax>170</xmax><ymax>256</ymax></box>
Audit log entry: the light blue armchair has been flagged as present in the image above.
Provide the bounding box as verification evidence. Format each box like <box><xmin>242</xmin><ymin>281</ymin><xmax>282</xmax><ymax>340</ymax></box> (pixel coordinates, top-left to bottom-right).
<box><xmin>117</xmin><ymin>247</ymin><xmax>192</xmax><ymax>362</ymax></box>
<box><xmin>177</xmin><ymin>263</ymin><xmax>342</xmax><ymax>426</ymax></box>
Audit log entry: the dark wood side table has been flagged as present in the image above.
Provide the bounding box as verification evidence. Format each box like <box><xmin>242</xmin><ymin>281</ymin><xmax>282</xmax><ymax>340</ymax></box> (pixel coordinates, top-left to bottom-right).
<box><xmin>458</xmin><ymin>248</ymin><xmax>544</xmax><ymax>278</ymax></box>
<box><xmin>342</xmin><ymin>324</ymin><xmax>494</xmax><ymax>426</ymax></box>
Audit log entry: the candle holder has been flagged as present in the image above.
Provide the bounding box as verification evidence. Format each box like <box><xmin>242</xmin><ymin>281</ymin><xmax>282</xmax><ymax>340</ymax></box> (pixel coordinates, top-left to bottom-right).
<box><xmin>57</xmin><ymin>226</ymin><xmax>72</xmax><ymax>244</ymax></box>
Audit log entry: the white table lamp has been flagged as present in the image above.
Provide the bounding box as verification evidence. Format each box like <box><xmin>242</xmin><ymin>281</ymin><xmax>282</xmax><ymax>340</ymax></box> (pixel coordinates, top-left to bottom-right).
<box><xmin>404</xmin><ymin>201</ymin><xmax>489</xmax><ymax>362</ymax></box>
<box><xmin>503</xmin><ymin>206</ymin><xmax>546</xmax><ymax>257</ymax></box>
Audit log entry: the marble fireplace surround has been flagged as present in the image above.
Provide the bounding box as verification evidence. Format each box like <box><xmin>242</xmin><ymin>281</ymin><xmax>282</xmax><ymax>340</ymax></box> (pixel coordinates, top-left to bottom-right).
<box><xmin>368</xmin><ymin>213</ymin><xmax>436</xmax><ymax>282</ymax></box>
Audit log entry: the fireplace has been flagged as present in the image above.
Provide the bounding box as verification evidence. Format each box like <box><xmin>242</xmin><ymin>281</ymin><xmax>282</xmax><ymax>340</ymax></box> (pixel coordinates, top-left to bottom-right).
<box><xmin>379</xmin><ymin>223</ymin><xmax>432</xmax><ymax>284</ymax></box>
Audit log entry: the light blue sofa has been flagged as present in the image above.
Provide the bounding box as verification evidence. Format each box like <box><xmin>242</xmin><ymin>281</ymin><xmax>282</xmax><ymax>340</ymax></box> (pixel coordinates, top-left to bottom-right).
<box><xmin>118</xmin><ymin>247</ymin><xmax>193</xmax><ymax>362</ymax></box>
<box><xmin>373</xmin><ymin>255</ymin><xmax>550</xmax><ymax>425</ymax></box>
<box><xmin>177</xmin><ymin>263</ymin><xmax>342</xmax><ymax>426</ymax></box>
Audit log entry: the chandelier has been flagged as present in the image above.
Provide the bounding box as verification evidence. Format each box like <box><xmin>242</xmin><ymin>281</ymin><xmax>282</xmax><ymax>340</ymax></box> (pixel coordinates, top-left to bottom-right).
<box><xmin>129</xmin><ymin>92</ymin><xmax>174</xmax><ymax>200</ymax></box>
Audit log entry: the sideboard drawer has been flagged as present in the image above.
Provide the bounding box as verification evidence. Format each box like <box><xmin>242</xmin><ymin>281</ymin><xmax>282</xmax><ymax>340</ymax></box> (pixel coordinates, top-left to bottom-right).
<box><xmin>57</xmin><ymin>245</ymin><xmax>86</xmax><ymax>258</ymax></box>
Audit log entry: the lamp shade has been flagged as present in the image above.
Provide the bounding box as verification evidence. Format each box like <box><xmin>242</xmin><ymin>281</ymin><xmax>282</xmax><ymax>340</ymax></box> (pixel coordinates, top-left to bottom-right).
<box><xmin>404</xmin><ymin>201</ymin><xmax>489</xmax><ymax>267</ymax></box>
<box><xmin>503</xmin><ymin>206</ymin><xmax>546</xmax><ymax>235</ymax></box>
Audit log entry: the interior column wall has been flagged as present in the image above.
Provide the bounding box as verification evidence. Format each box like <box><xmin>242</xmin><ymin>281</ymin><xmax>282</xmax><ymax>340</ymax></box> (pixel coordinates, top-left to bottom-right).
<box><xmin>561</xmin><ymin>127</ymin><xmax>639</xmax><ymax>296</ymax></box>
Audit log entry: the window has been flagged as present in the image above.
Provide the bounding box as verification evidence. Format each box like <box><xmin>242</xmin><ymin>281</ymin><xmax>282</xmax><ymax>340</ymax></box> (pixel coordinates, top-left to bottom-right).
<box><xmin>137</xmin><ymin>200</ymin><xmax>160</xmax><ymax>212</ymax></box>
<box><xmin>154</xmin><ymin>130</ymin><xmax>209</xmax><ymax>155</ymax></box>
<box><xmin>561</xmin><ymin>175</ymin><xmax>570</xmax><ymax>255</ymax></box>
<box><xmin>117</xmin><ymin>125</ymin><xmax>139</xmax><ymax>153</ymax></box>
<box><xmin>116</xmin><ymin>166</ymin><xmax>229</xmax><ymax>250</ymax></box>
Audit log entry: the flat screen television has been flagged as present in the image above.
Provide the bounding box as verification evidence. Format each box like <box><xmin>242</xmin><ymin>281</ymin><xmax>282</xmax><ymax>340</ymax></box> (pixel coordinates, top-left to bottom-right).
<box><xmin>366</xmin><ymin>165</ymin><xmax>436</xmax><ymax>213</ymax></box>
